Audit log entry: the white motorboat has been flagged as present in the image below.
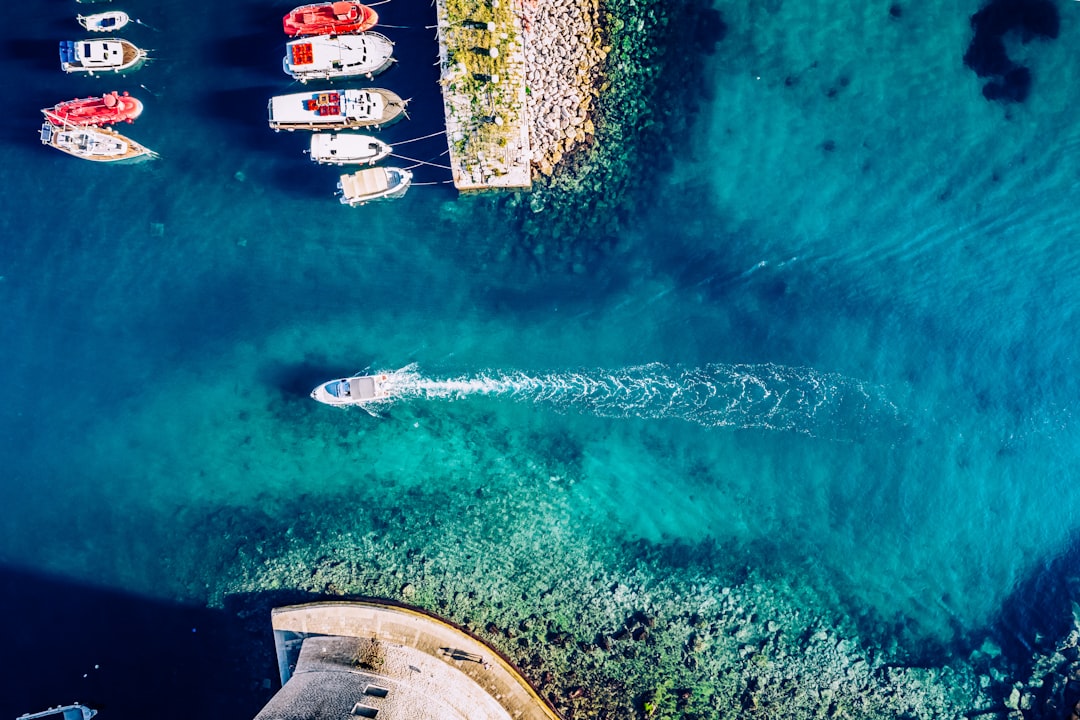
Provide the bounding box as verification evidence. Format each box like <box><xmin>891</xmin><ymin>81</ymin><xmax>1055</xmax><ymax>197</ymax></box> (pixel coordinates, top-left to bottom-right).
<box><xmin>283</xmin><ymin>32</ymin><xmax>395</xmax><ymax>82</ymax></box>
<box><xmin>311</xmin><ymin>374</ymin><xmax>393</xmax><ymax>408</ymax></box>
<box><xmin>268</xmin><ymin>88</ymin><xmax>406</xmax><ymax>131</ymax></box>
<box><xmin>77</xmin><ymin>11</ymin><xmax>130</xmax><ymax>31</ymax></box>
<box><xmin>59</xmin><ymin>38</ymin><xmax>147</xmax><ymax>75</ymax></box>
<box><xmin>308</xmin><ymin>133</ymin><xmax>391</xmax><ymax>165</ymax></box>
<box><xmin>337</xmin><ymin>166</ymin><xmax>412</xmax><ymax>205</ymax></box>
<box><xmin>40</xmin><ymin>122</ymin><xmax>156</xmax><ymax>163</ymax></box>
<box><xmin>17</xmin><ymin>703</ymin><xmax>97</xmax><ymax>720</ymax></box>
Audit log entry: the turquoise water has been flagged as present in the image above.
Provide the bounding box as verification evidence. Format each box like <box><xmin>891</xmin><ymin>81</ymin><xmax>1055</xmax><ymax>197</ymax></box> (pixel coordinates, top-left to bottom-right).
<box><xmin>5</xmin><ymin>0</ymin><xmax>1080</xmax><ymax>712</ymax></box>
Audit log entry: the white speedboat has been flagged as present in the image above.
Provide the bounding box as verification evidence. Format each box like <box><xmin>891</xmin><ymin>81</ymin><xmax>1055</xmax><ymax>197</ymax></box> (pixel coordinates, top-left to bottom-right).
<box><xmin>311</xmin><ymin>374</ymin><xmax>392</xmax><ymax>407</ymax></box>
<box><xmin>59</xmin><ymin>38</ymin><xmax>147</xmax><ymax>74</ymax></box>
<box><xmin>283</xmin><ymin>32</ymin><xmax>395</xmax><ymax>82</ymax></box>
<box><xmin>337</xmin><ymin>166</ymin><xmax>412</xmax><ymax>205</ymax></box>
<box><xmin>40</xmin><ymin>122</ymin><xmax>156</xmax><ymax>163</ymax></box>
<box><xmin>17</xmin><ymin>703</ymin><xmax>97</xmax><ymax>720</ymax></box>
<box><xmin>268</xmin><ymin>88</ymin><xmax>406</xmax><ymax>131</ymax></box>
<box><xmin>77</xmin><ymin>11</ymin><xmax>130</xmax><ymax>31</ymax></box>
<box><xmin>308</xmin><ymin>133</ymin><xmax>391</xmax><ymax>165</ymax></box>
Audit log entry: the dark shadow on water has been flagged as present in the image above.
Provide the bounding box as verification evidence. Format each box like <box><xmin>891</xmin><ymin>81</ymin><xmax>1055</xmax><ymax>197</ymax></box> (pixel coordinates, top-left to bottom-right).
<box><xmin>0</xmin><ymin>566</ymin><xmax>274</xmax><ymax>720</ymax></box>
<box><xmin>212</xmin><ymin>32</ymin><xmax>283</xmax><ymax>71</ymax></box>
<box><xmin>987</xmin><ymin>529</ymin><xmax>1080</xmax><ymax>677</ymax></box>
<box><xmin>260</xmin><ymin>358</ymin><xmax>368</xmax><ymax>399</ymax></box>
<box><xmin>199</xmin><ymin>85</ymin><xmax>281</xmax><ymax>125</ymax></box>
<box><xmin>5</xmin><ymin>39</ymin><xmax>57</xmax><ymax>73</ymax></box>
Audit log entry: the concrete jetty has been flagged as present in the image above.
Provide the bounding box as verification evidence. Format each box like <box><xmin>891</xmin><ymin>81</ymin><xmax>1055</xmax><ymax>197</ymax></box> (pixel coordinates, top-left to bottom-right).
<box><xmin>434</xmin><ymin>0</ymin><xmax>532</xmax><ymax>191</ymax></box>
<box><xmin>254</xmin><ymin>600</ymin><xmax>561</xmax><ymax>720</ymax></box>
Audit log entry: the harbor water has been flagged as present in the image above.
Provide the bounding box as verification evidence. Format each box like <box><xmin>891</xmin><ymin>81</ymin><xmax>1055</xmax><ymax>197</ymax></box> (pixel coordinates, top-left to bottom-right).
<box><xmin>3</xmin><ymin>0</ymin><xmax>1080</xmax><ymax>716</ymax></box>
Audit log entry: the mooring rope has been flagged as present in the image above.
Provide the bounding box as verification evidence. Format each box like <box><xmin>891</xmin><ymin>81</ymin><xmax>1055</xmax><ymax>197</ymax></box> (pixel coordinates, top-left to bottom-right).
<box><xmin>397</xmin><ymin>154</ymin><xmax>453</xmax><ymax>170</ymax></box>
<box><xmin>393</xmin><ymin>130</ymin><xmax>446</xmax><ymax>145</ymax></box>
<box><xmin>412</xmin><ymin>180</ymin><xmax>455</xmax><ymax>186</ymax></box>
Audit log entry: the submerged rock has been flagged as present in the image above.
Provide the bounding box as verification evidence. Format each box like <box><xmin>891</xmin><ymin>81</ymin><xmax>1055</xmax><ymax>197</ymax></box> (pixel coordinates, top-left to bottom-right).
<box><xmin>963</xmin><ymin>0</ymin><xmax>1058</xmax><ymax>103</ymax></box>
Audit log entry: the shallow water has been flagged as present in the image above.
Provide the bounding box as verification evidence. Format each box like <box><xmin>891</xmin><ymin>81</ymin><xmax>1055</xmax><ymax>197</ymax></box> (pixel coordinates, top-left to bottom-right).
<box><xmin>4</xmin><ymin>0</ymin><xmax>1080</xmax><ymax>713</ymax></box>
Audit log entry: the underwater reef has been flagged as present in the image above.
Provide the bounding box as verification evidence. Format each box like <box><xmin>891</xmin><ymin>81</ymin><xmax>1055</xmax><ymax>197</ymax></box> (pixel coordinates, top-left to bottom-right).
<box><xmin>962</xmin><ymin>0</ymin><xmax>1058</xmax><ymax>103</ymax></box>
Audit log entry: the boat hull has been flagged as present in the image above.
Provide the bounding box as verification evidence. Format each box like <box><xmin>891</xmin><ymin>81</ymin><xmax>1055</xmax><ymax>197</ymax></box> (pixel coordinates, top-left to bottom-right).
<box><xmin>283</xmin><ymin>2</ymin><xmax>379</xmax><ymax>36</ymax></box>
<box><xmin>337</xmin><ymin>166</ymin><xmax>412</xmax><ymax>206</ymax></box>
<box><xmin>60</xmin><ymin>39</ymin><xmax>147</xmax><ymax>75</ymax></box>
<box><xmin>40</xmin><ymin>122</ymin><xmax>156</xmax><ymax>163</ymax></box>
<box><xmin>283</xmin><ymin>33</ymin><xmax>395</xmax><ymax>83</ymax></box>
<box><xmin>308</xmin><ymin>133</ymin><xmax>392</xmax><ymax>165</ymax></box>
<box><xmin>77</xmin><ymin>11</ymin><xmax>130</xmax><ymax>31</ymax></box>
<box><xmin>310</xmin><ymin>374</ymin><xmax>392</xmax><ymax>407</ymax></box>
<box><xmin>268</xmin><ymin>88</ymin><xmax>405</xmax><ymax>131</ymax></box>
<box><xmin>43</xmin><ymin>91</ymin><xmax>143</xmax><ymax>127</ymax></box>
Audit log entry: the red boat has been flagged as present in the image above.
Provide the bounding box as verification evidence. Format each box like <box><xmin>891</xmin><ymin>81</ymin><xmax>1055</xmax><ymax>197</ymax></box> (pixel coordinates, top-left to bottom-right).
<box><xmin>283</xmin><ymin>1</ymin><xmax>378</xmax><ymax>36</ymax></box>
<box><xmin>42</xmin><ymin>91</ymin><xmax>143</xmax><ymax>127</ymax></box>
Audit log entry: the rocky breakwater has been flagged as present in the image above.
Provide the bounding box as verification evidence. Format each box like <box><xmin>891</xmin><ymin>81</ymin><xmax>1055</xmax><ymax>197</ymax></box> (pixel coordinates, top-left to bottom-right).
<box><xmin>521</xmin><ymin>0</ymin><xmax>607</xmax><ymax>176</ymax></box>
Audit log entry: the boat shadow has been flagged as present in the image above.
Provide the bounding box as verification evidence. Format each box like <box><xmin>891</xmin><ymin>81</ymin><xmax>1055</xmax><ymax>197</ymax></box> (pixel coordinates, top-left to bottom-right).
<box><xmin>4</xmin><ymin>39</ymin><xmax>58</xmax><ymax>74</ymax></box>
<box><xmin>211</xmin><ymin>32</ymin><xmax>283</xmax><ymax>71</ymax></box>
<box><xmin>261</xmin><ymin>358</ymin><xmax>367</xmax><ymax>400</ymax></box>
<box><xmin>0</xmin><ymin>564</ymin><xmax>272</xmax><ymax>720</ymax></box>
<box><xmin>198</xmin><ymin>85</ymin><xmax>280</xmax><ymax>125</ymax></box>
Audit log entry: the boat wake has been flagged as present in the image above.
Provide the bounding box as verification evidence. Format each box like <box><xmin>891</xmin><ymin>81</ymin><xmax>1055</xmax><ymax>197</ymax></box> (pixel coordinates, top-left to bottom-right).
<box><xmin>373</xmin><ymin>363</ymin><xmax>899</xmax><ymax>437</ymax></box>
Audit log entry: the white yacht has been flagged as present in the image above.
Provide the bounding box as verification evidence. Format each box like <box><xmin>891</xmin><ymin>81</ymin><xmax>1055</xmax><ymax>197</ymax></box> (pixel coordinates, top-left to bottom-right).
<box><xmin>283</xmin><ymin>32</ymin><xmax>395</xmax><ymax>82</ymax></box>
<box><xmin>40</xmin><ymin>122</ymin><xmax>157</xmax><ymax>163</ymax></box>
<box><xmin>268</xmin><ymin>88</ymin><xmax>406</xmax><ymax>131</ymax></box>
<box><xmin>59</xmin><ymin>38</ymin><xmax>147</xmax><ymax>74</ymax></box>
<box><xmin>308</xmin><ymin>133</ymin><xmax>391</xmax><ymax>165</ymax></box>
<box><xmin>311</xmin><ymin>374</ymin><xmax>393</xmax><ymax>408</ymax></box>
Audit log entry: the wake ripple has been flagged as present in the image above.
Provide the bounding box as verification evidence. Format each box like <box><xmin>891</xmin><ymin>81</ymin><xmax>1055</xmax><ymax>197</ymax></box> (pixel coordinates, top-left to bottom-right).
<box><xmin>376</xmin><ymin>363</ymin><xmax>898</xmax><ymax>437</ymax></box>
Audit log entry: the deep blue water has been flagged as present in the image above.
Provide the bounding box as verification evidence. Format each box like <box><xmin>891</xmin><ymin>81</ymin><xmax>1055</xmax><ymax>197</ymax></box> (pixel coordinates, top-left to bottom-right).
<box><xmin>5</xmin><ymin>0</ymin><xmax>1080</xmax><ymax>715</ymax></box>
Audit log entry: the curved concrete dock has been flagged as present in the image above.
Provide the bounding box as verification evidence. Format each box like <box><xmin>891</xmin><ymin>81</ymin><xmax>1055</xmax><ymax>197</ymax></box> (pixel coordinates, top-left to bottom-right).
<box><xmin>259</xmin><ymin>600</ymin><xmax>561</xmax><ymax>720</ymax></box>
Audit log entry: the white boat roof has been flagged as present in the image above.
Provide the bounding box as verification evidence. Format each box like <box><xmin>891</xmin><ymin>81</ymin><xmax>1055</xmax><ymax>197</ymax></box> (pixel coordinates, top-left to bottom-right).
<box><xmin>310</xmin><ymin>133</ymin><xmax>385</xmax><ymax>155</ymax></box>
<box><xmin>75</xmin><ymin>39</ymin><xmax>125</xmax><ymax>67</ymax></box>
<box><xmin>340</xmin><ymin>167</ymin><xmax>390</xmax><ymax>199</ymax></box>
<box><xmin>285</xmin><ymin>34</ymin><xmax>392</xmax><ymax>72</ymax></box>
<box><xmin>269</xmin><ymin>89</ymin><xmax>386</xmax><ymax>124</ymax></box>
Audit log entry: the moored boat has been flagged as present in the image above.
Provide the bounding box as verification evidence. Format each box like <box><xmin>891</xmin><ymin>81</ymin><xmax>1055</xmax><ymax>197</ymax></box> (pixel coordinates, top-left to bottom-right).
<box><xmin>283</xmin><ymin>32</ymin><xmax>395</xmax><ymax>82</ymax></box>
<box><xmin>308</xmin><ymin>133</ymin><xmax>392</xmax><ymax>165</ymax></box>
<box><xmin>40</xmin><ymin>122</ymin><xmax>156</xmax><ymax>163</ymax></box>
<box><xmin>336</xmin><ymin>166</ymin><xmax>412</xmax><ymax>205</ymax></box>
<box><xmin>77</xmin><ymin>11</ymin><xmax>130</xmax><ymax>31</ymax></box>
<box><xmin>59</xmin><ymin>38</ymin><xmax>147</xmax><ymax>75</ymax></box>
<box><xmin>267</xmin><ymin>88</ymin><xmax>405</xmax><ymax>131</ymax></box>
<box><xmin>283</xmin><ymin>2</ymin><xmax>378</xmax><ymax>36</ymax></box>
<box><xmin>311</xmin><ymin>373</ymin><xmax>393</xmax><ymax>408</ymax></box>
<box><xmin>43</xmin><ymin>91</ymin><xmax>143</xmax><ymax>127</ymax></box>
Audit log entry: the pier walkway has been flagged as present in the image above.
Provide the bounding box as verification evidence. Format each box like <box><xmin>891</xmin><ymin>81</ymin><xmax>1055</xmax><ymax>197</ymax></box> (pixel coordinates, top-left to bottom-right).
<box><xmin>434</xmin><ymin>0</ymin><xmax>532</xmax><ymax>191</ymax></box>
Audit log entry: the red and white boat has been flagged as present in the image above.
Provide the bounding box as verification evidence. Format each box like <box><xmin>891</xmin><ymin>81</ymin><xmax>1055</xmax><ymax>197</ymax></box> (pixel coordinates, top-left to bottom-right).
<box><xmin>42</xmin><ymin>91</ymin><xmax>143</xmax><ymax>127</ymax></box>
<box><xmin>283</xmin><ymin>2</ymin><xmax>378</xmax><ymax>36</ymax></box>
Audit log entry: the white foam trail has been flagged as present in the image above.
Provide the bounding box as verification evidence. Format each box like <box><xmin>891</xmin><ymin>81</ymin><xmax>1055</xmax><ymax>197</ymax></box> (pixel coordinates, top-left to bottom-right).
<box><xmin>375</xmin><ymin>363</ymin><xmax>898</xmax><ymax>437</ymax></box>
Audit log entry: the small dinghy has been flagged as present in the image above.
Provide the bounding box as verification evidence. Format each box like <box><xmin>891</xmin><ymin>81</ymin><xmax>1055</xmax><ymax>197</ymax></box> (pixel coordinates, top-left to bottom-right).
<box><xmin>336</xmin><ymin>166</ymin><xmax>412</xmax><ymax>206</ymax></box>
<box><xmin>40</xmin><ymin>122</ymin><xmax>156</xmax><ymax>163</ymax></box>
<box><xmin>283</xmin><ymin>1</ymin><xmax>378</xmax><ymax>36</ymax></box>
<box><xmin>59</xmin><ymin>38</ymin><xmax>147</xmax><ymax>75</ymax></box>
<box><xmin>43</xmin><ymin>91</ymin><xmax>143</xmax><ymax>127</ymax></box>
<box><xmin>308</xmin><ymin>133</ymin><xmax>391</xmax><ymax>165</ymax></box>
<box><xmin>77</xmin><ymin>11</ymin><xmax>130</xmax><ymax>31</ymax></box>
